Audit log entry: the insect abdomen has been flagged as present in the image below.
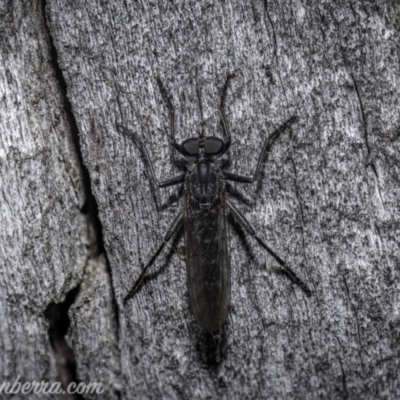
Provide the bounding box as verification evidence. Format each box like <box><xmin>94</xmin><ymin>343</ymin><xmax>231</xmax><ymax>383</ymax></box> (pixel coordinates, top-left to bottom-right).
<box><xmin>185</xmin><ymin>196</ymin><xmax>230</xmax><ymax>332</ymax></box>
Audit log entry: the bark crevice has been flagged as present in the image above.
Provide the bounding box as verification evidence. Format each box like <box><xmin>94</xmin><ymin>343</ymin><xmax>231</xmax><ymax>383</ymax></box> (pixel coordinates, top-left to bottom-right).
<box><xmin>40</xmin><ymin>0</ymin><xmax>121</xmax><ymax>389</ymax></box>
<box><xmin>263</xmin><ymin>0</ymin><xmax>278</xmax><ymax>61</ymax></box>
<box><xmin>289</xmin><ymin>157</ymin><xmax>306</xmax><ymax>255</ymax></box>
<box><xmin>44</xmin><ymin>285</ymin><xmax>85</xmax><ymax>400</ymax></box>
<box><xmin>336</xmin><ymin>347</ymin><xmax>349</xmax><ymax>400</ymax></box>
<box><xmin>342</xmin><ymin>273</ymin><xmax>365</xmax><ymax>374</ymax></box>
<box><xmin>349</xmin><ymin>72</ymin><xmax>380</xmax><ymax>178</ymax></box>
<box><xmin>340</xmin><ymin>47</ymin><xmax>379</xmax><ymax>180</ymax></box>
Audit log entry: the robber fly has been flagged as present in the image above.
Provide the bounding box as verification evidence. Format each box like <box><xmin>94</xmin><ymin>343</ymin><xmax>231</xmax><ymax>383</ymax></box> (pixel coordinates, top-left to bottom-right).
<box><xmin>118</xmin><ymin>75</ymin><xmax>311</xmax><ymax>333</ymax></box>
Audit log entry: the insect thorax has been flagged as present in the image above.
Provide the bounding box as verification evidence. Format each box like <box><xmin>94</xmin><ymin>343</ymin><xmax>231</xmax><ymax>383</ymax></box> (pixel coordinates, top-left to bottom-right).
<box><xmin>186</xmin><ymin>161</ymin><xmax>224</xmax><ymax>211</ymax></box>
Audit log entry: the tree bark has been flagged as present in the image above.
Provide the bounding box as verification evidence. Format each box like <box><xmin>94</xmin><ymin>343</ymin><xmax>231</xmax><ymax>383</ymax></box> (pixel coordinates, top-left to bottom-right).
<box><xmin>1</xmin><ymin>0</ymin><xmax>400</xmax><ymax>399</ymax></box>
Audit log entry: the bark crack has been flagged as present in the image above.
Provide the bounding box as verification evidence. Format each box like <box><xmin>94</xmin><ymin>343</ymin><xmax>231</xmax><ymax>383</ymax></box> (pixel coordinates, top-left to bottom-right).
<box><xmin>262</xmin><ymin>0</ymin><xmax>292</xmax><ymax>108</ymax></box>
<box><xmin>340</xmin><ymin>50</ymin><xmax>379</xmax><ymax>178</ymax></box>
<box><xmin>335</xmin><ymin>337</ymin><xmax>349</xmax><ymax>399</ymax></box>
<box><xmin>288</xmin><ymin>154</ymin><xmax>313</xmax><ymax>291</ymax></box>
<box><xmin>349</xmin><ymin>72</ymin><xmax>379</xmax><ymax>178</ymax></box>
<box><xmin>44</xmin><ymin>285</ymin><xmax>85</xmax><ymax>400</ymax></box>
<box><xmin>41</xmin><ymin>0</ymin><xmax>121</xmax><ymax>390</ymax></box>
<box><xmin>289</xmin><ymin>157</ymin><xmax>306</xmax><ymax>256</ymax></box>
<box><xmin>342</xmin><ymin>273</ymin><xmax>365</xmax><ymax>373</ymax></box>
<box><xmin>263</xmin><ymin>0</ymin><xmax>278</xmax><ymax>61</ymax></box>
<box><xmin>340</xmin><ymin>48</ymin><xmax>385</xmax><ymax>210</ymax></box>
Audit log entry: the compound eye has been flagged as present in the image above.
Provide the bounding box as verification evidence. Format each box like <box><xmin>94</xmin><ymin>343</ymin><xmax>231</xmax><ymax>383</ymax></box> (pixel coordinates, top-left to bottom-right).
<box><xmin>181</xmin><ymin>138</ymin><xmax>199</xmax><ymax>156</ymax></box>
<box><xmin>204</xmin><ymin>137</ymin><xmax>224</xmax><ymax>155</ymax></box>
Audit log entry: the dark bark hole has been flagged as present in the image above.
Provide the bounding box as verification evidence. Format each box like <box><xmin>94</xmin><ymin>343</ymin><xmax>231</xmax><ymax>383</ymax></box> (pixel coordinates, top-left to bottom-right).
<box><xmin>44</xmin><ymin>286</ymin><xmax>85</xmax><ymax>400</ymax></box>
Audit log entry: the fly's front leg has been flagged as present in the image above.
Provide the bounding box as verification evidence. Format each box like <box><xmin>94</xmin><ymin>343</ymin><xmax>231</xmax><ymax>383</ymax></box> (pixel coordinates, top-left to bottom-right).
<box><xmin>227</xmin><ymin>200</ymin><xmax>311</xmax><ymax>296</ymax></box>
<box><xmin>155</xmin><ymin>76</ymin><xmax>182</xmax><ymax>161</ymax></box>
<box><xmin>124</xmin><ymin>212</ymin><xmax>184</xmax><ymax>304</ymax></box>
<box><xmin>224</xmin><ymin>116</ymin><xmax>298</xmax><ymax>183</ymax></box>
<box><xmin>219</xmin><ymin>74</ymin><xmax>234</xmax><ymax>155</ymax></box>
<box><xmin>117</xmin><ymin>124</ymin><xmax>185</xmax><ymax>188</ymax></box>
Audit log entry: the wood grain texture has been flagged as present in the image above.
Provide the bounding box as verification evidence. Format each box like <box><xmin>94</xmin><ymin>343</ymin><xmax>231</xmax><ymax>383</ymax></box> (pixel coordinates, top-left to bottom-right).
<box><xmin>2</xmin><ymin>0</ymin><xmax>400</xmax><ymax>399</ymax></box>
<box><xmin>0</xmin><ymin>0</ymin><xmax>90</xmax><ymax>398</ymax></box>
<box><xmin>67</xmin><ymin>255</ymin><xmax>121</xmax><ymax>400</ymax></box>
<box><xmin>0</xmin><ymin>1</ymin><xmax>120</xmax><ymax>399</ymax></box>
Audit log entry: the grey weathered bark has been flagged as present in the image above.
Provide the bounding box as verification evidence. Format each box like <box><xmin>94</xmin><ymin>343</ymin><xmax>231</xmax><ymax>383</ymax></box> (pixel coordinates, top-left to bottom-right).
<box><xmin>1</xmin><ymin>0</ymin><xmax>400</xmax><ymax>399</ymax></box>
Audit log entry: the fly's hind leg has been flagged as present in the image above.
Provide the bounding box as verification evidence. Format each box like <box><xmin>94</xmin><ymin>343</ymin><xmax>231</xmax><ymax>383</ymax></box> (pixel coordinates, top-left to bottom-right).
<box><xmin>227</xmin><ymin>199</ymin><xmax>311</xmax><ymax>296</ymax></box>
<box><xmin>124</xmin><ymin>212</ymin><xmax>184</xmax><ymax>304</ymax></box>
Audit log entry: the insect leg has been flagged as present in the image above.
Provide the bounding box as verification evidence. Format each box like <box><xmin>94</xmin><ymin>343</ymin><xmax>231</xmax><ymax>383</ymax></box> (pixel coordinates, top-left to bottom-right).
<box><xmin>227</xmin><ymin>199</ymin><xmax>311</xmax><ymax>296</ymax></box>
<box><xmin>219</xmin><ymin>74</ymin><xmax>234</xmax><ymax>155</ymax></box>
<box><xmin>124</xmin><ymin>212</ymin><xmax>184</xmax><ymax>304</ymax></box>
<box><xmin>117</xmin><ymin>124</ymin><xmax>185</xmax><ymax>187</ymax></box>
<box><xmin>155</xmin><ymin>76</ymin><xmax>180</xmax><ymax>153</ymax></box>
<box><xmin>224</xmin><ymin>116</ymin><xmax>298</xmax><ymax>183</ymax></box>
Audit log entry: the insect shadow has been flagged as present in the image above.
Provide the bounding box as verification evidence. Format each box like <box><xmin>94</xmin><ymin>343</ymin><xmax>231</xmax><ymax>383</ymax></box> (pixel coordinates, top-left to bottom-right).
<box><xmin>118</xmin><ymin>74</ymin><xmax>311</xmax><ymax>362</ymax></box>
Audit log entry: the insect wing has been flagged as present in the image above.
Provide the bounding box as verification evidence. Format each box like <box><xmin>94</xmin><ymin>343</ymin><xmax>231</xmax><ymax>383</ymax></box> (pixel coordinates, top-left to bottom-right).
<box><xmin>184</xmin><ymin>195</ymin><xmax>230</xmax><ymax>332</ymax></box>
